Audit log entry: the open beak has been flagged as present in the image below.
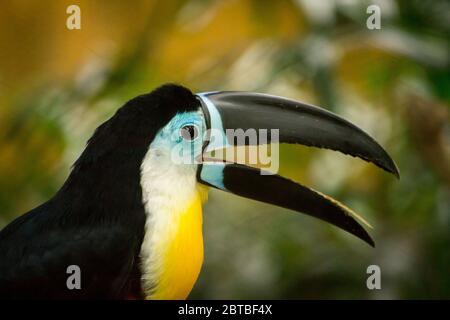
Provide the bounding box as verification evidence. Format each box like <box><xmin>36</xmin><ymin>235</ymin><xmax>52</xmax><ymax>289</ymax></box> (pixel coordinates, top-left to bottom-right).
<box><xmin>195</xmin><ymin>91</ymin><xmax>399</xmax><ymax>247</ymax></box>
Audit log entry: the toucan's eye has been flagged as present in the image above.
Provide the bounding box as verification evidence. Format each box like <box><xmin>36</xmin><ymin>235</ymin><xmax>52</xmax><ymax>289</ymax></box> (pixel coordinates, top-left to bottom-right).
<box><xmin>180</xmin><ymin>124</ymin><xmax>199</xmax><ymax>141</ymax></box>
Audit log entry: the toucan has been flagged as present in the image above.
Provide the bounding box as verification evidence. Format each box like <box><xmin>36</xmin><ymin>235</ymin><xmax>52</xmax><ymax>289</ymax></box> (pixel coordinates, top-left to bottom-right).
<box><xmin>0</xmin><ymin>84</ymin><xmax>398</xmax><ymax>299</ymax></box>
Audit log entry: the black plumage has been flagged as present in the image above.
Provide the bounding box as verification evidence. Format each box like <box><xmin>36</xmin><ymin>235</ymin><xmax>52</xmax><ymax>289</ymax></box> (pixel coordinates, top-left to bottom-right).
<box><xmin>0</xmin><ymin>84</ymin><xmax>200</xmax><ymax>299</ymax></box>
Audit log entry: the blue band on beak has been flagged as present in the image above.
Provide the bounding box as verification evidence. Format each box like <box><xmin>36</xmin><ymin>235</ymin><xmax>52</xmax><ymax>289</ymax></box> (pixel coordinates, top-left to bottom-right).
<box><xmin>197</xmin><ymin>93</ymin><xmax>231</xmax><ymax>153</ymax></box>
<box><xmin>199</xmin><ymin>163</ymin><xmax>226</xmax><ymax>190</ymax></box>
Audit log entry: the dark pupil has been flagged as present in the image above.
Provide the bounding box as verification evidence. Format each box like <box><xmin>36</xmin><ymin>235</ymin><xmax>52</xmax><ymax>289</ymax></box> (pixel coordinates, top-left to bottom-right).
<box><xmin>181</xmin><ymin>125</ymin><xmax>197</xmax><ymax>141</ymax></box>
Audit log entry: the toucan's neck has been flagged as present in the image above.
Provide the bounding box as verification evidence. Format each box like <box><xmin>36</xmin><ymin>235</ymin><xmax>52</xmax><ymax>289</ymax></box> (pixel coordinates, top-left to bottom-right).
<box><xmin>56</xmin><ymin>148</ymin><xmax>147</xmax><ymax>224</ymax></box>
<box><xmin>138</xmin><ymin>146</ymin><xmax>207</xmax><ymax>299</ymax></box>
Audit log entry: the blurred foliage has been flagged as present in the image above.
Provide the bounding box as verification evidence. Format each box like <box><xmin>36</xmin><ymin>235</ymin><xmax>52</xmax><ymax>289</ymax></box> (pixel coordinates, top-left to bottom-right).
<box><xmin>0</xmin><ymin>0</ymin><xmax>449</xmax><ymax>299</ymax></box>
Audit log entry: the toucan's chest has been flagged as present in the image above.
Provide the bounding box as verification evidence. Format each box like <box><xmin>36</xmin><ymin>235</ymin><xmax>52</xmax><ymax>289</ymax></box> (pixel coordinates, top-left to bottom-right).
<box><xmin>138</xmin><ymin>153</ymin><xmax>208</xmax><ymax>299</ymax></box>
<box><xmin>140</xmin><ymin>190</ymin><xmax>204</xmax><ymax>300</ymax></box>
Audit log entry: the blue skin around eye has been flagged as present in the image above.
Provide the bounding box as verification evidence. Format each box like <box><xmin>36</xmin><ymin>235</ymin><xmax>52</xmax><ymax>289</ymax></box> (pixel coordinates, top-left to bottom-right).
<box><xmin>151</xmin><ymin>110</ymin><xmax>225</xmax><ymax>190</ymax></box>
<box><xmin>151</xmin><ymin>111</ymin><xmax>205</xmax><ymax>162</ymax></box>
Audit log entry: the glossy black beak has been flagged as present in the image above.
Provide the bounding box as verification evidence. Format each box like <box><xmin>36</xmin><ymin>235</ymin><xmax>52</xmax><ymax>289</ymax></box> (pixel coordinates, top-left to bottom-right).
<box><xmin>196</xmin><ymin>91</ymin><xmax>399</xmax><ymax>247</ymax></box>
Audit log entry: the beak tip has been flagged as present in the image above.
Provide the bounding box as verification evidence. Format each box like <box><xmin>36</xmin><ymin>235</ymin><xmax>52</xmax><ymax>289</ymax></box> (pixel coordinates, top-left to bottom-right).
<box><xmin>388</xmin><ymin>162</ymin><xmax>401</xmax><ymax>180</ymax></box>
<box><xmin>358</xmin><ymin>231</ymin><xmax>375</xmax><ymax>247</ymax></box>
<box><xmin>393</xmin><ymin>166</ymin><xmax>401</xmax><ymax>180</ymax></box>
<box><xmin>357</xmin><ymin>228</ymin><xmax>375</xmax><ymax>248</ymax></box>
<box><xmin>377</xmin><ymin>153</ymin><xmax>400</xmax><ymax>179</ymax></box>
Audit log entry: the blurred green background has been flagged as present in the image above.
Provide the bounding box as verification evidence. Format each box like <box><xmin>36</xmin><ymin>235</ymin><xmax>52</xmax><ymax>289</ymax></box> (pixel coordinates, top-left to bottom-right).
<box><xmin>0</xmin><ymin>0</ymin><xmax>449</xmax><ymax>299</ymax></box>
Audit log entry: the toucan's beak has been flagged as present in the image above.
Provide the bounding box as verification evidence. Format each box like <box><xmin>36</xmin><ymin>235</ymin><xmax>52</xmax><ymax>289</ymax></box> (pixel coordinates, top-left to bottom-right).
<box><xmin>195</xmin><ymin>91</ymin><xmax>399</xmax><ymax>247</ymax></box>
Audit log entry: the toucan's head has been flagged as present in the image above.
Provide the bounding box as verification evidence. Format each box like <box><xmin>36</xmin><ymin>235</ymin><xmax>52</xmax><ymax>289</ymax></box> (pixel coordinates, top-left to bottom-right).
<box><xmin>79</xmin><ymin>83</ymin><xmax>398</xmax><ymax>247</ymax></box>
